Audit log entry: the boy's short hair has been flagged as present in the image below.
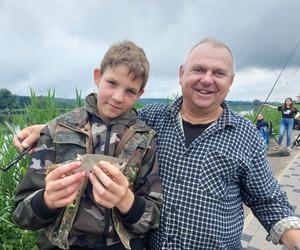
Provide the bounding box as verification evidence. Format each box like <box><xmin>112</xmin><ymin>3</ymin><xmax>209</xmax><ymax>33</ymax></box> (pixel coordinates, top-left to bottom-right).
<box><xmin>100</xmin><ymin>40</ymin><xmax>150</xmax><ymax>90</ymax></box>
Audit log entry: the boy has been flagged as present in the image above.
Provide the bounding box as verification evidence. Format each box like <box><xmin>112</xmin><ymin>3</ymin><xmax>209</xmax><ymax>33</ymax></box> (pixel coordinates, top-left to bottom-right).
<box><xmin>13</xmin><ymin>40</ymin><xmax>162</xmax><ymax>250</ymax></box>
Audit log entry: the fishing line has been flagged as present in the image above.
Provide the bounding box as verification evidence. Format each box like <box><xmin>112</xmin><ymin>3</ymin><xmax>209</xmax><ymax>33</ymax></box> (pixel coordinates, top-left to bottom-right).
<box><xmin>254</xmin><ymin>39</ymin><xmax>300</xmax><ymax>123</ymax></box>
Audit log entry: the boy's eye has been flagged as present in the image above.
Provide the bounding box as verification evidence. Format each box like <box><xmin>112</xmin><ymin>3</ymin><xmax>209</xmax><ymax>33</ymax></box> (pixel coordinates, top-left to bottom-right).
<box><xmin>107</xmin><ymin>80</ymin><xmax>116</xmax><ymax>86</ymax></box>
<box><xmin>127</xmin><ymin>89</ymin><xmax>137</xmax><ymax>95</ymax></box>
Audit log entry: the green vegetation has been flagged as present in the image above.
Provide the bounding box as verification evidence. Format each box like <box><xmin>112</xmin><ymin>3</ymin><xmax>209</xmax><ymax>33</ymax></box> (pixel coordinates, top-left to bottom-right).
<box><xmin>244</xmin><ymin>103</ymin><xmax>300</xmax><ymax>135</ymax></box>
<box><xmin>0</xmin><ymin>89</ymin><xmax>83</xmax><ymax>249</ymax></box>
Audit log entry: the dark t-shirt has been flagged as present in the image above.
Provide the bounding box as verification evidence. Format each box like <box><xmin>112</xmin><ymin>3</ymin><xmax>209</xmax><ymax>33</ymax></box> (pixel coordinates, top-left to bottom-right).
<box><xmin>278</xmin><ymin>106</ymin><xmax>298</xmax><ymax>119</ymax></box>
<box><xmin>182</xmin><ymin>119</ymin><xmax>212</xmax><ymax>147</ymax></box>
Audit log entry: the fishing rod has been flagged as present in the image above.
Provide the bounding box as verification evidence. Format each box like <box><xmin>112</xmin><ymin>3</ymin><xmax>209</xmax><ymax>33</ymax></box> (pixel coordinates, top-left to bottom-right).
<box><xmin>0</xmin><ymin>121</ymin><xmax>34</xmax><ymax>172</ymax></box>
<box><xmin>253</xmin><ymin>39</ymin><xmax>300</xmax><ymax>123</ymax></box>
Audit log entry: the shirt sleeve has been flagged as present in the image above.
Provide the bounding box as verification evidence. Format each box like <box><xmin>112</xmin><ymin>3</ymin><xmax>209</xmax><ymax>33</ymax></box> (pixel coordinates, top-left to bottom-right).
<box><xmin>240</xmin><ymin>145</ymin><xmax>295</xmax><ymax>234</ymax></box>
<box><xmin>268</xmin><ymin>216</ymin><xmax>300</xmax><ymax>244</ymax></box>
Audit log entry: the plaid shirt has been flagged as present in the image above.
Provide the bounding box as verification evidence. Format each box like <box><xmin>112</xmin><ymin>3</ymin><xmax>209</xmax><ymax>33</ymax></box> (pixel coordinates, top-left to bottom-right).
<box><xmin>139</xmin><ymin>97</ymin><xmax>295</xmax><ymax>249</ymax></box>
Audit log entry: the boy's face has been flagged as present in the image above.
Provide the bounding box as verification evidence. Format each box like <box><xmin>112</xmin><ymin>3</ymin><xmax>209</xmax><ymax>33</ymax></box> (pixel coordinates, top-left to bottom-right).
<box><xmin>94</xmin><ymin>65</ymin><xmax>144</xmax><ymax>123</ymax></box>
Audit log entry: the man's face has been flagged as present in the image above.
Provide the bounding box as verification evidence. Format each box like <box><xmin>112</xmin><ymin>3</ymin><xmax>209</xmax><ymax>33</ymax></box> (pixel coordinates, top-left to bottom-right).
<box><xmin>94</xmin><ymin>65</ymin><xmax>144</xmax><ymax>123</ymax></box>
<box><xmin>179</xmin><ymin>42</ymin><xmax>234</xmax><ymax>115</ymax></box>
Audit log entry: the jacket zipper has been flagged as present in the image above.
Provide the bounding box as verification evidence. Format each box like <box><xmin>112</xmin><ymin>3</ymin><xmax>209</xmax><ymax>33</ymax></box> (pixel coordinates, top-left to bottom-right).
<box><xmin>59</xmin><ymin>122</ymin><xmax>113</xmax><ymax>245</ymax></box>
<box><xmin>103</xmin><ymin>124</ymin><xmax>112</xmax><ymax>243</ymax></box>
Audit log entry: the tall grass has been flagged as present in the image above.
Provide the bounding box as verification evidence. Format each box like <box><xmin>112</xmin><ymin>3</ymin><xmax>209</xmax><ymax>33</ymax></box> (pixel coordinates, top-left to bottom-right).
<box><xmin>0</xmin><ymin>89</ymin><xmax>84</xmax><ymax>249</ymax></box>
<box><xmin>0</xmin><ymin>133</ymin><xmax>36</xmax><ymax>249</ymax></box>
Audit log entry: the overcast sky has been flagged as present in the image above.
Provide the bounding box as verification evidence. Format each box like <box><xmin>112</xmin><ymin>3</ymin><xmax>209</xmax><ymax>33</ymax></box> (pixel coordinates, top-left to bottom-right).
<box><xmin>1</xmin><ymin>0</ymin><xmax>300</xmax><ymax>102</ymax></box>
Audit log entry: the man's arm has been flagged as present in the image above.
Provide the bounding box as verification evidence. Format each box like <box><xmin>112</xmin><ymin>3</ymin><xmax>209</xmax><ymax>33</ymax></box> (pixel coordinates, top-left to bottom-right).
<box><xmin>268</xmin><ymin>217</ymin><xmax>300</xmax><ymax>249</ymax></box>
<box><xmin>241</xmin><ymin>140</ymin><xmax>300</xmax><ymax>249</ymax></box>
<box><xmin>13</xmin><ymin>124</ymin><xmax>46</xmax><ymax>151</ymax></box>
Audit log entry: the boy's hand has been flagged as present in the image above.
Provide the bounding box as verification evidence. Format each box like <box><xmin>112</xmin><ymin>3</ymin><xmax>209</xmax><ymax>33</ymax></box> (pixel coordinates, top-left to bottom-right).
<box><xmin>13</xmin><ymin>124</ymin><xmax>46</xmax><ymax>152</ymax></box>
<box><xmin>89</xmin><ymin>161</ymin><xmax>134</xmax><ymax>214</ymax></box>
<box><xmin>44</xmin><ymin>162</ymin><xmax>86</xmax><ymax>210</ymax></box>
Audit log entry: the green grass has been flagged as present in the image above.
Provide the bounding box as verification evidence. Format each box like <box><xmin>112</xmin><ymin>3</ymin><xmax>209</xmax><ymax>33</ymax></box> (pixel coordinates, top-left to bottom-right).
<box><xmin>0</xmin><ymin>89</ymin><xmax>84</xmax><ymax>249</ymax></box>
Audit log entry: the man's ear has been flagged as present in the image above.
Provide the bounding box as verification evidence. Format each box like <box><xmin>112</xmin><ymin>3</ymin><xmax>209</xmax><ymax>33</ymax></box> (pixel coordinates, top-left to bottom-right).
<box><xmin>179</xmin><ymin>64</ymin><xmax>185</xmax><ymax>85</ymax></box>
<box><xmin>94</xmin><ymin>68</ymin><xmax>102</xmax><ymax>86</ymax></box>
<box><xmin>229</xmin><ymin>73</ymin><xmax>235</xmax><ymax>87</ymax></box>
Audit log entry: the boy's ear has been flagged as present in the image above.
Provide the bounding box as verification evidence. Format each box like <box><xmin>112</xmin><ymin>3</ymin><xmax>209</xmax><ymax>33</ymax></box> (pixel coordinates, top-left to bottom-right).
<box><xmin>138</xmin><ymin>88</ymin><xmax>144</xmax><ymax>98</ymax></box>
<box><xmin>94</xmin><ymin>68</ymin><xmax>102</xmax><ymax>86</ymax></box>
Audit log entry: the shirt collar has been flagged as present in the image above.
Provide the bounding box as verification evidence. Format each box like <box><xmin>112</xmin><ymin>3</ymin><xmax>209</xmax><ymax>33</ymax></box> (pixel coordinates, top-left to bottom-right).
<box><xmin>169</xmin><ymin>96</ymin><xmax>238</xmax><ymax>129</ymax></box>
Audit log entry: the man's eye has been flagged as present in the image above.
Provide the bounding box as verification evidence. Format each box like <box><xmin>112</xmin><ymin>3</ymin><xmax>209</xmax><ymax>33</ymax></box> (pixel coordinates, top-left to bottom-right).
<box><xmin>193</xmin><ymin>67</ymin><xmax>205</xmax><ymax>73</ymax></box>
<box><xmin>215</xmin><ymin>71</ymin><xmax>226</xmax><ymax>77</ymax></box>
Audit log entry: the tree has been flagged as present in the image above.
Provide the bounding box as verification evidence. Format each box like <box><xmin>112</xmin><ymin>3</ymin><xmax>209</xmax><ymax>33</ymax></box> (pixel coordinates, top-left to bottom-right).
<box><xmin>0</xmin><ymin>88</ymin><xmax>18</xmax><ymax>110</ymax></box>
<box><xmin>252</xmin><ymin>99</ymin><xmax>261</xmax><ymax>107</ymax></box>
<box><xmin>296</xmin><ymin>93</ymin><xmax>300</xmax><ymax>103</ymax></box>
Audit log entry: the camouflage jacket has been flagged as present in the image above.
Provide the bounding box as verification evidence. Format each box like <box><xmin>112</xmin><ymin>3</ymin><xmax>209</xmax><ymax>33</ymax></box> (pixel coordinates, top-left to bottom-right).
<box><xmin>13</xmin><ymin>94</ymin><xmax>162</xmax><ymax>250</ymax></box>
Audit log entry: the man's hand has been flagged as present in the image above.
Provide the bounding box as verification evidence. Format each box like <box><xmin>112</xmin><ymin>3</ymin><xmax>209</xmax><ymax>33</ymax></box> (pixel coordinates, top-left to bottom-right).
<box><xmin>89</xmin><ymin>161</ymin><xmax>134</xmax><ymax>214</ymax></box>
<box><xmin>281</xmin><ymin>229</ymin><xmax>300</xmax><ymax>250</ymax></box>
<box><xmin>13</xmin><ymin>124</ymin><xmax>46</xmax><ymax>152</ymax></box>
<box><xmin>44</xmin><ymin>162</ymin><xmax>86</xmax><ymax>210</ymax></box>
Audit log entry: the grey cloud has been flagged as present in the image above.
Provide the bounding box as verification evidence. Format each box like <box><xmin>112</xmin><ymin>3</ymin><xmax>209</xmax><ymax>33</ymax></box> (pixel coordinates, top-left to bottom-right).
<box><xmin>0</xmin><ymin>0</ymin><xmax>300</xmax><ymax>100</ymax></box>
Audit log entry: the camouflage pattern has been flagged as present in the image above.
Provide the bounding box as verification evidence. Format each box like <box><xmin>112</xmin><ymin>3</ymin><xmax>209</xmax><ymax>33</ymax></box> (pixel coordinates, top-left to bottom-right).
<box><xmin>13</xmin><ymin>93</ymin><xmax>163</xmax><ymax>250</ymax></box>
<box><xmin>45</xmin><ymin>155</ymin><xmax>127</xmax><ymax>249</ymax></box>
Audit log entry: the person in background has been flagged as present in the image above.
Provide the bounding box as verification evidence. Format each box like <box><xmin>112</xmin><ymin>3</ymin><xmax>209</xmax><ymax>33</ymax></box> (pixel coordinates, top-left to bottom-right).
<box><xmin>294</xmin><ymin>112</ymin><xmax>300</xmax><ymax>130</ymax></box>
<box><xmin>267</xmin><ymin>98</ymin><xmax>298</xmax><ymax>151</ymax></box>
<box><xmin>13</xmin><ymin>38</ymin><xmax>300</xmax><ymax>249</ymax></box>
<box><xmin>12</xmin><ymin>40</ymin><xmax>162</xmax><ymax>250</ymax></box>
<box><xmin>256</xmin><ymin>113</ymin><xmax>270</xmax><ymax>147</ymax></box>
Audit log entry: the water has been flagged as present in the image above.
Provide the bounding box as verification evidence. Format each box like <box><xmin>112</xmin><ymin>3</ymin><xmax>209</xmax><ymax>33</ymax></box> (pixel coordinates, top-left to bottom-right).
<box><xmin>238</xmin><ymin>110</ymin><xmax>253</xmax><ymax>116</ymax></box>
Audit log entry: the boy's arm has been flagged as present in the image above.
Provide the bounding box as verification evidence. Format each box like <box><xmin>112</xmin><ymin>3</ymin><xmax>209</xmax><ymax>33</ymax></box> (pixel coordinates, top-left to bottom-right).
<box><xmin>13</xmin><ymin>124</ymin><xmax>46</xmax><ymax>152</ymax></box>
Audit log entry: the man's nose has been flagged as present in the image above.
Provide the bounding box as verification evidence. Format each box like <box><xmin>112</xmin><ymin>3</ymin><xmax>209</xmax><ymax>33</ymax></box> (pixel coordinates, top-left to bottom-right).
<box><xmin>200</xmin><ymin>72</ymin><xmax>214</xmax><ymax>84</ymax></box>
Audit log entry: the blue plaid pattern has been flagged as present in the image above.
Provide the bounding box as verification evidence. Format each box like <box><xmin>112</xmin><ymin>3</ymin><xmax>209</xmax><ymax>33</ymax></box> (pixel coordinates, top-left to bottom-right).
<box><xmin>139</xmin><ymin>97</ymin><xmax>294</xmax><ymax>249</ymax></box>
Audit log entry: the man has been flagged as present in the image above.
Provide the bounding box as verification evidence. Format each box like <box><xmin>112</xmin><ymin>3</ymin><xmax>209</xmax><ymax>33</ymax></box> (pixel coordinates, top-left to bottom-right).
<box><xmin>14</xmin><ymin>38</ymin><xmax>300</xmax><ymax>249</ymax></box>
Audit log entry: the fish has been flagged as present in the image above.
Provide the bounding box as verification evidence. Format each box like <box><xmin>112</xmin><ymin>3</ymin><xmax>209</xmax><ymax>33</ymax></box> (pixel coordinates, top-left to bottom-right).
<box><xmin>47</xmin><ymin>154</ymin><xmax>126</xmax><ymax>175</ymax></box>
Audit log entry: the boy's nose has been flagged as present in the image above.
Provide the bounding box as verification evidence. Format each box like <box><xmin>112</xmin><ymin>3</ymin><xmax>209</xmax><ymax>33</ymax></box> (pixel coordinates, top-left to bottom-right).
<box><xmin>112</xmin><ymin>90</ymin><xmax>124</xmax><ymax>103</ymax></box>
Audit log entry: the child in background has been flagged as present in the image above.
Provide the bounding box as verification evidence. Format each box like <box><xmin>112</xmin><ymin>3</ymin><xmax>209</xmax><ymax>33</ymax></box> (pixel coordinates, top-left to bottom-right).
<box><xmin>256</xmin><ymin>113</ymin><xmax>269</xmax><ymax>148</ymax></box>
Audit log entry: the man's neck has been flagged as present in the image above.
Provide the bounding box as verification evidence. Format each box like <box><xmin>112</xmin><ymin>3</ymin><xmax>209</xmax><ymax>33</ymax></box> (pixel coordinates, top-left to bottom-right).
<box><xmin>180</xmin><ymin>104</ymin><xmax>223</xmax><ymax>125</ymax></box>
